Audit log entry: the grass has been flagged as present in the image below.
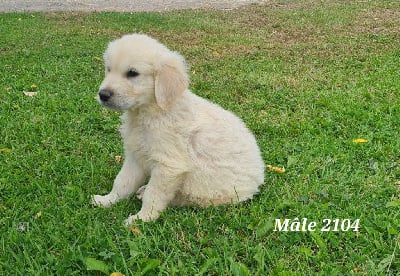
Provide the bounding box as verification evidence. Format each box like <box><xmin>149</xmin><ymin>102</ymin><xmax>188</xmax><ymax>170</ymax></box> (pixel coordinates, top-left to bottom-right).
<box><xmin>1</xmin><ymin>0</ymin><xmax>400</xmax><ymax>274</ymax></box>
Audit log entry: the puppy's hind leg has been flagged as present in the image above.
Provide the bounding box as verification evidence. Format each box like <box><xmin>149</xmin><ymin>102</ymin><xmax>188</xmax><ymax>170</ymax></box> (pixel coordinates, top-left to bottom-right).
<box><xmin>92</xmin><ymin>154</ymin><xmax>146</xmax><ymax>207</ymax></box>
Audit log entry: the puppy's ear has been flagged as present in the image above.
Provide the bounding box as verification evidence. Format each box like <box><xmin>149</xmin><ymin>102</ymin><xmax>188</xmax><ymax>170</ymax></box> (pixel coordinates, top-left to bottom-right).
<box><xmin>155</xmin><ymin>52</ymin><xmax>189</xmax><ymax>110</ymax></box>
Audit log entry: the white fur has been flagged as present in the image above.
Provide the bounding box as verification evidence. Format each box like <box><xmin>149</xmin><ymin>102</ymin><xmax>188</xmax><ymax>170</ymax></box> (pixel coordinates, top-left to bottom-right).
<box><xmin>92</xmin><ymin>34</ymin><xmax>264</xmax><ymax>225</ymax></box>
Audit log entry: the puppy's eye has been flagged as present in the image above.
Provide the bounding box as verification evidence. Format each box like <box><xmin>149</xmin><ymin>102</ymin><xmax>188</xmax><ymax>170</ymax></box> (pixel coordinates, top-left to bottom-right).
<box><xmin>126</xmin><ymin>70</ymin><xmax>139</xmax><ymax>78</ymax></box>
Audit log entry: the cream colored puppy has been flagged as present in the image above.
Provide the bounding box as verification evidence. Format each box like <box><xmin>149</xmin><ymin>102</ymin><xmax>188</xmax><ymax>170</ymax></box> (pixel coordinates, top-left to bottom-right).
<box><xmin>92</xmin><ymin>34</ymin><xmax>264</xmax><ymax>225</ymax></box>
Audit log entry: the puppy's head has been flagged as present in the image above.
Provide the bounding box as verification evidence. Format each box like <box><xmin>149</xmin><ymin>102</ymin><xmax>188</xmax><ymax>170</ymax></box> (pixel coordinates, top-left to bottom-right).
<box><xmin>98</xmin><ymin>34</ymin><xmax>189</xmax><ymax>111</ymax></box>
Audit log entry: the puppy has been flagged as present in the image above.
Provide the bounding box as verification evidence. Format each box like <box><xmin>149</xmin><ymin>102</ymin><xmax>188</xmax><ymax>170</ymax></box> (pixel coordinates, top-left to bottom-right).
<box><xmin>92</xmin><ymin>34</ymin><xmax>264</xmax><ymax>225</ymax></box>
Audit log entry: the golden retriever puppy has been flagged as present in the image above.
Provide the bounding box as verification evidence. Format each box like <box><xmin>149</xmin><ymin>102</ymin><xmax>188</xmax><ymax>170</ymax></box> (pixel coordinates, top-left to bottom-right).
<box><xmin>92</xmin><ymin>34</ymin><xmax>264</xmax><ymax>225</ymax></box>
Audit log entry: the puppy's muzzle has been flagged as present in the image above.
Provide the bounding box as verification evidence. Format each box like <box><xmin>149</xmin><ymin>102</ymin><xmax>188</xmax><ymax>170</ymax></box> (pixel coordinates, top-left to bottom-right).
<box><xmin>98</xmin><ymin>89</ymin><xmax>113</xmax><ymax>102</ymax></box>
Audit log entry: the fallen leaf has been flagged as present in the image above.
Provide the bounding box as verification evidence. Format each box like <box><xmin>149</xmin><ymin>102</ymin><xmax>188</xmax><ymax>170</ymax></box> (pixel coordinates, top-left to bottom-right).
<box><xmin>0</xmin><ymin>148</ymin><xmax>11</xmax><ymax>153</ymax></box>
<box><xmin>94</xmin><ymin>56</ymin><xmax>102</xmax><ymax>61</ymax></box>
<box><xmin>266</xmin><ymin>165</ymin><xmax>285</xmax><ymax>174</ymax></box>
<box><xmin>23</xmin><ymin>91</ymin><xmax>38</xmax><ymax>97</ymax></box>
<box><xmin>34</xmin><ymin>211</ymin><xmax>42</xmax><ymax>219</ymax></box>
<box><xmin>130</xmin><ymin>226</ymin><xmax>141</xmax><ymax>236</ymax></box>
<box><xmin>386</xmin><ymin>200</ymin><xmax>400</xmax><ymax>208</ymax></box>
<box><xmin>30</xmin><ymin>84</ymin><xmax>38</xmax><ymax>90</ymax></box>
<box><xmin>16</xmin><ymin>222</ymin><xmax>29</xmax><ymax>232</ymax></box>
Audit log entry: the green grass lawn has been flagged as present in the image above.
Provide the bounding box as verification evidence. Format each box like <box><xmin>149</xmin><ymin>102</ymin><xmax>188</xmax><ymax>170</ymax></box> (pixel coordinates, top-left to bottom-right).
<box><xmin>1</xmin><ymin>0</ymin><xmax>400</xmax><ymax>274</ymax></box>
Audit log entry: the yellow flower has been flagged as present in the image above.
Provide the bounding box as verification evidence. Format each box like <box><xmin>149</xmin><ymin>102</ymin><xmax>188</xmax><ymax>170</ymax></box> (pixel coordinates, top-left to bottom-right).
<box><xmin>114</xmin><ymin>155</ymin><xmax>123</xmax><ymax>163</ymax></box>
<box><xmin>212</xmin><ymin>50</ymin><xmax>221</xmax><ymax>57</ymax></box>
<box><xmin>266</xmin><ymin>165</ymin><xmax>285</xmax><ymax>174</ymax></box>
<box><xmin>353</xmin><ymin>138</ymin><xmax>368</xmax><ymax>143</ymax></box>
<box><xmin>30</xmin><ymin>84</ymin><xmax>38</xmax><ymax>90</ymax></box>
<box><xmin>110</xmin><ymin>273</ymin><xmax>125</xmax><ymax>276</ymax></box>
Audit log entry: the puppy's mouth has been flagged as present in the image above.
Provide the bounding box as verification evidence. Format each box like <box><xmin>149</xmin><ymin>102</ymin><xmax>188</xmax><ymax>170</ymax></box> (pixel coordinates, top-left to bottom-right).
<box><xmin>97</xmin><ymin>89</ymin><xmax>136</xmax><ymax>111</ymax></box>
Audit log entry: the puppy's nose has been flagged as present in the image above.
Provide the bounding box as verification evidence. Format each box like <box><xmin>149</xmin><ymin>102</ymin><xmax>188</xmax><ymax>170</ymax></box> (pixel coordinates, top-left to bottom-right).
<box><xmin>98</xmin><ymin>89</ymin><xmax>113</xmax><ymax>102</ymax></box>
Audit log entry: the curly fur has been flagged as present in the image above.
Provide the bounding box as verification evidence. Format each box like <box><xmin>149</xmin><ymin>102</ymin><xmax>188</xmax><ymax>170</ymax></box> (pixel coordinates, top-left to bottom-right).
<box><xmin>91</xmin><ymin>34</ymin><xmax>264</xmax><ymax>224</ymax></box>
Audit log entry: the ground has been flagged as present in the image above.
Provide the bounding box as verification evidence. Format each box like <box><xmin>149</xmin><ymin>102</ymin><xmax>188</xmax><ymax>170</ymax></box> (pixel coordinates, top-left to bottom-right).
<box><xmin>1</xmin><ymin>0</ymin><xmax>399</xmax><ymax>274</ymax></box>
<box><xmin>0</xmin><ymin>0</ymin><xmax>266</xmax><ymax>12</ymax></box>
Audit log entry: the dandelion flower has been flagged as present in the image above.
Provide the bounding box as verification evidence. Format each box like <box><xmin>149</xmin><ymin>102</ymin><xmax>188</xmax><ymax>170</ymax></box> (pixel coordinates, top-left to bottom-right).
<box><xmin>353</xmin><ymin>138</ymin><xmax>368</xmax><ymax>143</ymax></box>
<box><xmin>212</xmin><ymin>50</ymin><xmax>221</xmax><ymax>57</ymax></box>
<box><xmin>114</xmin><ymin>155</ymin><xmax>123</xmax><ymax>163</ymax></box>
<box><xmin>266</xmin><ymin>165</ymin><xmax>285</xmax><ymax>174</ymax></box>
<box><xmin>110</xmin><ymin>272</ymin><xmax>125</xmax><ymax>276</ymax></box>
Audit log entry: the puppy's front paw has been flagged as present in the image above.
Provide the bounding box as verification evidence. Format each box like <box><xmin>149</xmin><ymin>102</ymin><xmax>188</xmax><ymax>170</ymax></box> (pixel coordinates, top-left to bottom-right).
<box><xmin>124</xmin><ymin>210</ymin><xmax>159</xmax><ymax>225</ymax></box>
<box><xmin>91</xmin><ymin>195</ymin><xmax>114</xmax><ymax>208</ymax></box>
<box><xmin>124</xmin><ymin>214</ymin><xmax>140</xmax><ymax>226</ymax></box>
